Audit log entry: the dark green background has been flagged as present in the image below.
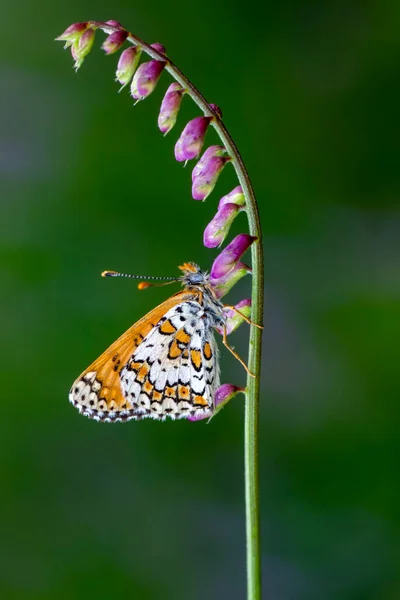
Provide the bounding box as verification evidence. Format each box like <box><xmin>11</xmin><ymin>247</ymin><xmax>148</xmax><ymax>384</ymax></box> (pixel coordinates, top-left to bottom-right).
<box><xmin>1</xmin><ymin>1</ymin><xmax>399</xmax><ymax>598</ymax></box>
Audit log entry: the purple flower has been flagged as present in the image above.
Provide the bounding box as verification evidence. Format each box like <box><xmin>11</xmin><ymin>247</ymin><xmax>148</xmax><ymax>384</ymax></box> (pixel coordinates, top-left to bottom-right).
<box><xmin>217</xmin><ymin>299</ymin><xmax>251</xmax><ymax>335</ymax></box>
<box><xmin>130</xmin><ymin>44</ymin><xmax>166</xmax><ymax>100</ymax></box>
<box><xmin>209</xmin><ymin>261</ymin><xmax>251</xmax><ymax>298</ymax></box>
<box><xmin>115</xmin><ymin>46</ymin><xmax>141</xmax><ymax>88</ymax></box>
<box><xmin>218</xmin><ymin>185</ymin><xmax>245</xmax><ymax>209</ymax></box>
<box><xmin>204</xmin><ymin>203</ymin><xmax>242</xmax><ymax>248</ymax></box>
<box><xmin>174</xmin><ymin>116</ymin><xmax>212</xmax><ymax>162</ymax></box>
<box><xmin>158</xmin><ymin>82</ymin><xmax>185</xmax><ymax>134</ymax></box>
<box><xmin>102</xmin><ymin>30</ymin><xmax>128</xmax><ymax>54</ymax></box>
<box><xmin>191</xmin><ymin>145</ymin><xmax>230</xmax><ymax>201</ymax></box>
<box><xmin>210</xmin><ymin>234</ymin><xmax>257</xmax><ymax>279</ymax></box>
<box><xmin>188</xmin><ymin>384</ymin><xmax>244</xmax><ymax>421</ymax></box>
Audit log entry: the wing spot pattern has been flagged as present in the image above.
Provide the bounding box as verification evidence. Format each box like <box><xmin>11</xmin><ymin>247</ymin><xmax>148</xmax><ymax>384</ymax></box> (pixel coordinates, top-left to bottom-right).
<box><xmin>159</xmin><ymin>320</ymin><xmax>177</xmax><ymax>335</ymax></box>
<box><xmin>203</xmin><ymin>342</ymin><xmax>212</xmax><ymax>360</ymax></box>
<box><xmin>191</xmin><ymin>349</ymin><xmax>202</xmax><ymax>372</ymax></box>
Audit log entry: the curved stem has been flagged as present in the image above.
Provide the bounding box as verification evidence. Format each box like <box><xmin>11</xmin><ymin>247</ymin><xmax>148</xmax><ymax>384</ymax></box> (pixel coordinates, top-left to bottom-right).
<box><xmin>99</xmin><ymin>22</ymin><xmax>264</xmax><ymax>599</ymax></box>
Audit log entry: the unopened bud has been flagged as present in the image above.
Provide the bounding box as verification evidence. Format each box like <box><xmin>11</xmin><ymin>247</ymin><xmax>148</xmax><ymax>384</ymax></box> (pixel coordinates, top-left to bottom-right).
<box><xmin>115</xmin><ymin>46</ymin><xmax>142</xmax><ymax>88</ymax></box>
<box><xmin>130</xmin><ymin>45</ymin><xmax>166</xmax><ymax>100</ymax></box>
<box><xmin>218</xmin><ymin>299</ymin><xmax>251</xmax><ymax>335</ymax></box>
<box><xmin>192</xmin><ymin>146</ymin><xmax>230</xmax><ymax>201</ymax></box>
<box><xmin>188</xmin><ymin>384</ymin><xmax>244</xmax><ymax>421</ymax></box>
<box><xmin>218</xmin><ymin>185</ymin><xmax>245</xmax><ymax>209</ymax></box>
<box><xmin>209</xmin><ymin>103</ymin><xmax>223</xmax><ymax>119</ymax></box>
<box><xmin>174</xmin><ymin>116</ymin><xmax>212</xmax><ymax>162</ymax></box>
<box><xmin>158</xmin><ymin>82</ymin><xmax>185</xmax><ymax>134</ymax></box>
<box><xmin>209</xmin><ymin>261</ymin><xmax>252</xmax><ymax>298</ymax></box>
<box><xmin>104</xmin><ymin>20</ymin><xmax>122</xmax><ymax>28</ymax></box>
<box><xmin>55</xmin><ymin>22</ymin><xmax>91</xmax><ymax>48</ymax></box>
<box><xmin>102</xmin><ymin>30</ymin><xmax>128</xmax><ymax>54</ymax></box>
<box><xmin>210</xmin><ymin>234</ymin><xmax>256</xmax><ymax>279</ymax></box>
<box><xmin>150</xmin><ymin>43</ymin><xmax>166</xmax><ymax>55</ymax></box>
<box><xmin>203</xmin><ymin>202</ymin><xmax>242</xmax><ymax>248</ymax></box>
<box><xmin>71</xmin><ymin>27</ymin><xmax>96</xmax><ymax>71</ymax></box>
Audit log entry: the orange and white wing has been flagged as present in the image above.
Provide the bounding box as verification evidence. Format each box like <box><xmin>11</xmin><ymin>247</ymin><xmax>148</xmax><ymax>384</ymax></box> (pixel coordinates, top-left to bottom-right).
<box><xmin>120</xmin><ymin>299</ymin><xmax>220</xmax><ymax>421</ymax></box>
<box><xmin>69</xmin><ymin>291</ymin><xmax>195</xmax><ymax>422</ymax></box>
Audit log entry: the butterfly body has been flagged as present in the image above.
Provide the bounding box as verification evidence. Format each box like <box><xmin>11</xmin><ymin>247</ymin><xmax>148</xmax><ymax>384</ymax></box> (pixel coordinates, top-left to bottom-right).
<box><xmin>69</xmin><ymin>263</ymin><xmax>227</xmax><ymax>422</ymax></box>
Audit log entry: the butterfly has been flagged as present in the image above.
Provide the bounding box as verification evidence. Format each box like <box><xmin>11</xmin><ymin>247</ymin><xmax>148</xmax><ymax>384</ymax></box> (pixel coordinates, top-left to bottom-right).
<box><xmin>69</xmin><ymin>262</ymin><xmax>255</xmax><ymax>423</ymax></box>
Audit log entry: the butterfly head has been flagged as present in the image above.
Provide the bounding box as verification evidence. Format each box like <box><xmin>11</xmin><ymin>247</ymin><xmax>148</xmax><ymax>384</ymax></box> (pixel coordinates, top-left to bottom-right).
<box><xmin>178</xmin><ymin>262</ymin><xmax>209</xmax><ymax>288</ymax></box>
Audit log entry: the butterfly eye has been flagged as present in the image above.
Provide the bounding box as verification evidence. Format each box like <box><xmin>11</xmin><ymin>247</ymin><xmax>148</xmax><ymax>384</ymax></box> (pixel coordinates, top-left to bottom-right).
<box><xmin>188</xmin><ymin>273</ymin><xmax>204</xmax><ymax>284</ymax></box>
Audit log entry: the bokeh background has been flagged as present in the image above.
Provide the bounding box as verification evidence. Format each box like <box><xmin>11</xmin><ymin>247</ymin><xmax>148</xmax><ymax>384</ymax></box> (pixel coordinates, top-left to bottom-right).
<box><xmin>1</xmin><ymin>1</ymin><xmax>399</xmax><ymax>598</ymax></box>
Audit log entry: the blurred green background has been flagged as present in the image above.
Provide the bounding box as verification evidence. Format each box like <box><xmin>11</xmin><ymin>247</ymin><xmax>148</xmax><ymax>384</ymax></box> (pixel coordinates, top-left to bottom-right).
<box><xmin>1</xmin><ymin>1</ymin><xmax>399</xmax><ymax>598</ymax></box>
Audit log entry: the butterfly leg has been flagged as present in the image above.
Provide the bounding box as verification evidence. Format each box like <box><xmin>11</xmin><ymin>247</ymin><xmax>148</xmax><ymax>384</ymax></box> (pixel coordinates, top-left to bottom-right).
<box><xmin>222</xmin><ymin>325</ymin><xmax>256</xmax><ymax>378</ymax></box>
<box><xmin>224</xmin><ymin>305</ymin><xmax>264</xmax><ymax>329</ymax></box>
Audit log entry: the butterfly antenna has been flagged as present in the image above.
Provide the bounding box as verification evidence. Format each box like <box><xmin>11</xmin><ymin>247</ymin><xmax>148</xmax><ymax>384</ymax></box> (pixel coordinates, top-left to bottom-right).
<box><xmin>101</xmin><ymin>270</ymin><xmax>180</xmax><ymax>290</ymax></box>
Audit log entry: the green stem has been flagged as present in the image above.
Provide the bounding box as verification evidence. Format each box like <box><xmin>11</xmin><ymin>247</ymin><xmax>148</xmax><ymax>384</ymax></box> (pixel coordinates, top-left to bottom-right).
<box><xmin>99</xmin><ymin>23</ymin><xmax>264</xmax><ymax>599</ymax></box>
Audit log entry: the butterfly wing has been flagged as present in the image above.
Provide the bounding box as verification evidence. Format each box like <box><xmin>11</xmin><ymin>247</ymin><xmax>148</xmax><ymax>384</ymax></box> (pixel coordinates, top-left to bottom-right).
<box><xmin>69</xmin><ymin>291</ymin><xmax>195</xmax><ymax>422</ymax></box>
<box><xmin>120</xmin><ymin>299</ymin><xmax>220</xmax><ymax>420</ymax></box>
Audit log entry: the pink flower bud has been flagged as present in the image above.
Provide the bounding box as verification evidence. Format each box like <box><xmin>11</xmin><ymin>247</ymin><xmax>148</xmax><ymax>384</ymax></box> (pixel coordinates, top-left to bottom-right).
<box><xmin>102</xmin><ymin>30</ymin><xmax>128</xmax><ymax>54</ymax></box>
<box><xmin>191</xmin><ymin>145</ymin><xmax>226</xmax><ymax>181</ymax></box>
<box><xmin>55</xmin><ymin>22</ymin><xmax>90</xmax><ymax>47</ymax></box>
<box><xmin>203</xmin><ymin>203</ymin><xmax>242</xmax><ymax>248</ymax></box>
<box><xmin>104</xmin><ymin>20</ymin><xmax>122</xmax><ymax>27</ymax></box>
<box><xmin>210</xmin><ymin>234</ymin><xmax>257</xmax><ymax>279</ymax></box>
<box><xmin>174</xmin><ymin>116</ymin><xmax>212</xmax><ymax>162</ymax></box>
<box><xmin>130</xmin><ymin>45</ymin><xmax>166</xmax><ymax>99</ymax></box>
<box><xmin>217</xmin><ymin>299</ymin><xmax>251</xmax><ymax>335</ymax></box>
<box><xmin>209</xmin><ymin>261</ymin><xmax>252</xmax><ymax>298</ymax></box>
<box><xmin>188</xmin><ymin>384</ymin><xmax>244</xmax><ymax>421</ymax></box>
<box><xmin>215</xmin><ymin>383</ymin><xmax>244</xmax><ymax>407</ymax></box>
<box><xmin>71</xmin><ymin>28</ymin><xmax>96</xmax><ymax>71</ymax></box>
<box><xmin>115</xmin><ymin>46</ymin><xmax>142</xmax><ymax>88</ymax></box>
<box><xmin>209</xmin><ymin>104</ymin><xmax>223</xmax><ymax>119</ymax></box>
<box><xmin>150</xmin><ymin>43</ymin><xmax>166</xmax><ymax>54</ymax></box>
<box><xmin>218</xmin><ymin>185</ymin><xmax>245</xmax><ymax>209</ymax></box>
<box><xmin>158</xmin><ymin>83</ymin><xmax>185</xmax><ymax>134</ymax></box>
<box><xmin>191</xmin><ymin>147</ymin><xmax>230</xmax><ymax>201</ymax></box>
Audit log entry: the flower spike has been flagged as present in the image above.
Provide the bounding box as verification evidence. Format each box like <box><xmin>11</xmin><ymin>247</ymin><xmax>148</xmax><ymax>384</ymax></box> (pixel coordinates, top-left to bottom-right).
<box><xmin>174</xmin><ymin>116</ymin><xmax>212</xmax><ymax>162</ymax></box>
<box><xmin>130</xmin><ymin>43</ymin><xmax>166</xmax><ymax>100</ymax></box>
<box><xmin>158</xmin><ymin>82</ymin><xmax>185</xmax><ymax>134</ymax></box>
<box><xmin>56</xmin><ymin>19</ymin><xmax>264</xmax><ymax>596</ymax></box>
<box><xmin>116</xmin><ymin>46</ymin><xmax>142</xmax><ymax>89</ymax></box>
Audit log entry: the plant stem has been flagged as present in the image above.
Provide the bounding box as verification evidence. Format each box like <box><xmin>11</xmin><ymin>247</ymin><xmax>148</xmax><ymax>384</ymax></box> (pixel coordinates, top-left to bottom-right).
<box><xmin>100</xmin><ymin>23</ymin><xmax>264</xmax><ymax>599</ymax></box>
